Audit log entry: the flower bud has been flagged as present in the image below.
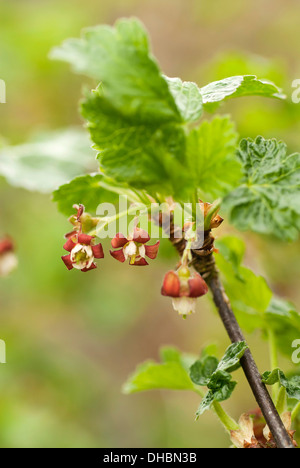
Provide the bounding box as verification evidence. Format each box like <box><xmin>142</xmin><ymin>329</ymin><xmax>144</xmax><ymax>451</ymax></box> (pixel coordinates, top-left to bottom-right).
<box><xmin>0</xmin><ymin>238</ymin><xmax>18</xmax><ymax>277</ymax></box>
<box><xmin>200</xmin><ymin>201</ymin><xmax>224</xmax><ymax>230</ymax></box>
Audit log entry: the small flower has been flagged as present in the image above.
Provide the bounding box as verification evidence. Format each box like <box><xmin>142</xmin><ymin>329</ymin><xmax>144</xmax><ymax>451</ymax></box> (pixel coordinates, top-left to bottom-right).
<box><xmin>0</xmin><ymin>238</ymin><xmax>18</xmax><ymax>277</ymax></box>
<box><xmin>110</xmin><ymin>228</ymin><xmax>160</xmax><ymax>266</ymax></box>
<box><xmin>62</xmin><ymin>233</ymin><xmax>104</xmax><ymax>272</ymax></box>
<box><xmin>161</xmin><ymin>267</ymin><xmax>208</xmax><ymax>317</ymax></box>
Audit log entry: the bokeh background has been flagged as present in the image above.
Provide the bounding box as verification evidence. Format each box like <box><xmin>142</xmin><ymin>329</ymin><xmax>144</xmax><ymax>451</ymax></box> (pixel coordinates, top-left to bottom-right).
<box><xmin>1</xmin><ymin>0</ymin><xmax>300</xmax><ymax>448</ymax></box>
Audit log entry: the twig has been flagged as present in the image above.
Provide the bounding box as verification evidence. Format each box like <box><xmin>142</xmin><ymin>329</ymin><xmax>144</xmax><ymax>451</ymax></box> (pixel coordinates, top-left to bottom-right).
<box><xmin>166</xmin><ymin>219</ymin><xmax>294</xmax><ymax>448</ymax></box>
<box><xmin>206</xmin><ymin>265</ymin><xmax>294</xmax><ymax>449</ymax></box>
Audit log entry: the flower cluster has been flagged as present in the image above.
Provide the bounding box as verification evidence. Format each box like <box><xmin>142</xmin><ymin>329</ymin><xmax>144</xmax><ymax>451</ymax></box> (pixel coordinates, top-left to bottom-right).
<box><xmin>61</xmin><ymin>206</ymin><xmax>160</xmax><ymax>271</ymax></box>
<box><xmin>61</xmin><ymin>204</ymin><xmax>211</xmax><ymax>317</ymax></box>
<box><xmin>0</xmin><ymin>237</ymin><xmax>18</xmax><ymax>277</ymax></box>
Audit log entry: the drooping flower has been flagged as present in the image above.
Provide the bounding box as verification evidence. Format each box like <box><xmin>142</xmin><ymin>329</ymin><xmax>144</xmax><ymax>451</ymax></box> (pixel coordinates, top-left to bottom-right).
<box><xmin>161</xmin><ymin>266</ymin><xmax>208</xmax><ymax>316</ymax></box>
<box><xmin>62</xmin><ymin>233</ymin><xmax>104</xmax><ymax>272</ymax></box>
<box><xmin>110</xmin><ymin>228</ymin><xmax>160</xmax><ymax>266</ymax></box>
<box><xmin>0</xmin><ymin>238</ymin><xmax>18</xmax><ymax>277</ymax></box>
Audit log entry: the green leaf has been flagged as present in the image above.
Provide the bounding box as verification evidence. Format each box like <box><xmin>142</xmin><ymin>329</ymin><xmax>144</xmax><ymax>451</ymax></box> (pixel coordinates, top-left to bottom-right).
<box><xmin>216</xmin><ymin>341</ymin><xmax>248</xmax><ymax>373</ymax></box>
<box><xmin>262</xmin><ymin>368</ymin><xmax>300</xmax><ymax>401</ymax></box>
<box><xmin>215</xmin><ymin>236</ymin><xmax>272</xmax><ymax>332</ymax></box>
<box><xmin>192</xmin><ymin>342</ymin><xmax>247</xmax><ymax>417</ymax></box>
<box><xmin>186</xmin><ymin>116</ymin><xmax>242</xmax><ymax>199</ymax></box>
<box><xmin>217</xmin><ymin>238</ymin><xmax>300</xmax><ymax>353</ymax></box>
<box><xmin>216</xmin><ymin>238</ymin><xmax>300</xmax><ymax>351</ymax></box>
<box><xmin>207</xmin><ymin>370</ymin><xmax>233</xmax><ymax>389</ymax></box>
<box><xmin>212</xmin><ymin>381</ymin><xmax>237</xmax><ymax>402</ymax></box>
<box><xmin>164</xmin><ymin>76</ymin><xmax>203</xmax><ymax>122</ymax></box>
<box><xmin>224</xmin><ymin>137</ymin><xmax>300</xmax><ymax>241</ymax></box>
<box><xmin>159</xmin><ymin>346</ymin><xmax>196</xmax><ymax>371</ymax></box>
<box><xmin>81</xmin><ymin>86</ymin><xmax>188</xmax><ymax>194</ymax></box>
<box><xmin>216</xmin><ymin>235</ymin><xmax>245</xmax><ymax>277</ymax></box>
<box><xmin>122</xmin><ymin>348</ymin><xmax>195</xmax><ymax>394</ymax></box>
<box><xmin>51</xmin><ymin>18</ymin><xmax>180</xmax><ymax>123</ymax></box>
<box><xmin>196</xmin><ymin>392</ymin><xmax>215</xmax><ymax>416</ymax></box>
<box><xmin>262</xmin><ymin>369</ymin><xmax>284</xmax><ymax>386</ymax></box>
<box><xmin>160</xmin><ymin>346</ymin><xmax>182</xmax><ymax>363</ymax></box>
<box><xmin>191</xmin><ymin>341</ymin><xmax>247</xmax><ymax>388</ymax></box>
<box><xmin>190</xmin><ymin>356</ymin><xmax>219</xmax><ymax>386</ymax></box>
<box><xmin>51</xmin><ymin>19</ymin><xmax>207</xmax><ymax>197</ymax></box>
<box><xmin>52</xmin><ymin>173</ymin><xmax>122</xmax><ymax>215</ymax></box>
<box><xmin>201</xmin><ymin>343</ymin><xmax>219</xmax><ymax>359</ymax></box>
<box><xmin>122</xmin><ymin>361</ymin><xmax>194</xmax><ymax>394</ymax></box>
<box><xmin>264</xmin><ymin>297</ymin><xmax>300</xmax><ymax>357</ymax></box>
<box><xmin>0</xmin><ymin>129</ymin><xmax>97</xmax><ymax>193</ymax></box>
<box><xmin>196</xmin><ymin>382</ymin><xmax>237</xmax><ymax>417</ymax></box>
<box><xmin>201</xmin><ymin>75</ymin><xmax>285</xmax><ymax>109</ymax></box>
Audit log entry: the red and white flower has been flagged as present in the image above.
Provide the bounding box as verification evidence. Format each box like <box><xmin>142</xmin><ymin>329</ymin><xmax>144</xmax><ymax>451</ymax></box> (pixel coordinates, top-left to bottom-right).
<box><xmin>110</xmin><ymin>228</ymin><xmax>160</xmax><ymax>266</ymax></box>
<box><xmin>62</xmin><ymin>233</ymin><xmax>104</xmax><ymax>272</ymax></box>
<box><xmin>161</xmin><ymin>267</ymin><xmax>208</xmax><ymax>316</ymax></box>
<box><xmin>0</xmin><ymin>238</ymin><xmax>18</xmax><ymax>277</ymax></box>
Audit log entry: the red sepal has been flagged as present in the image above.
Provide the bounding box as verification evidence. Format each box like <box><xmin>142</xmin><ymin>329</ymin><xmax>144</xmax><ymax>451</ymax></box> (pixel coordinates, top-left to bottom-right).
<box><xmin>92</xmin><ymin>243</ymin><xmax>104</xmax><ymax>259</ymax></box>
<box><xmin>133</xmin><ymin>227</ymin><xmax>150</xmax><ymax>244</ymax></box>
<box><xmin>110</xmin><ymin>249</ymin><xmax>126</xmax><ymax>263</ymax></box>
<box><xmin>161</xmin><ymin>271</ymin><xmax>181</xmax><ymax>297</ymax></box>
<box><xmin>145</xmin><ymin>241</ymin><xmax>160</xmax><ymax>259</ymax></box>
<box><xmin>0</xmin><ymin>239</ymin><xmax>14</xmax><ymax>254</ymax></box>
<box><xmin>131</xmin><ymin>257</ymin><xmax>148</xmax><ymax>266</ymax></box>
<box><xmin>81</xmin><ymin>263</ymin><xmax>97</xmax><ymax>272</ymax></box>
<box><xmin>77</xmin><ymin>234</ymin><xmax>93</xmax><ymax>245</ymax></box>
<box><xmin>188</xmin><ymin>273</ymin><xmax>209</xmax><ymax>298</ymax></box>
<box><xmin>63</xmin><ymin>238</ymin><xmax>77</xmax><ymax>252</ymax></box>
<box><xmin>61</xmin><ymin>254</ymin><xmax>73</xmax><ymax>270</ymax></box>
<box><xmin>64</xmin><ymin>230</ymin><xmax>77</xmax><ymax>240</ymax></box>
<box><xmin>111</xmin><ymin>233</ymin><xmax>128</xmax><ymax>249</ymax></box>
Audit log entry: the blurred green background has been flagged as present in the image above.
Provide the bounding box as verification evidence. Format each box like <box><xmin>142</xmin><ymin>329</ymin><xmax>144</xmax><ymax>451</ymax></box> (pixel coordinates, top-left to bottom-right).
<box><xmin>1</xmin><ymin>0</ymin><xmax>300</xmax><ymax>448</ymax></box>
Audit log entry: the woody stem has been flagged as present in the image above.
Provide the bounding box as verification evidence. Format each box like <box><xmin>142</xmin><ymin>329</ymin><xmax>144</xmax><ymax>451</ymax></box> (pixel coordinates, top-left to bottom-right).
<box><xmin>206</xmin><ymin>268</ymin><xmax>294</xmax><ymax>449</ymax></box>
<box><xmin>167</xmin><ymin>222</ymin><xmax>294</xmax><ymax>449</ymax></box>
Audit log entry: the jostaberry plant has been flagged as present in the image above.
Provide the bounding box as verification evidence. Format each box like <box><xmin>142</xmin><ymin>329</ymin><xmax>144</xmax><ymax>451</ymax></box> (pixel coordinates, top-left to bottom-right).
<box><xmin>45</xmin><ymin>19</ymin><xmax>300</xmax><ymax>448</ymax></box>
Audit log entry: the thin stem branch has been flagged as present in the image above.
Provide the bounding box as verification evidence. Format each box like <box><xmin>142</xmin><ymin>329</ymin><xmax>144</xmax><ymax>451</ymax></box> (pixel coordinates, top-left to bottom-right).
<box><xmin>292</xmin><ymin>402</ymin><xmax>300</xmax><ymax>422</ymax></box>
<box><xmin>93</xmin><ymin>203</ymin><xmax>151</xmax><ymax>237</ymax></box>
<box><xmin>268</xmin><ymin>329</ymin><xmax>280</xmax><ymax>400</ymax></box>
<box><xmin>276</xmin><ymin>387</ymin><xmax>286</xmax><ymax>415</ymax></box>
<box><xmin>211</xmin><ymin>401</ymin><xmax>239</xmax><ymax>433</ymax></box>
